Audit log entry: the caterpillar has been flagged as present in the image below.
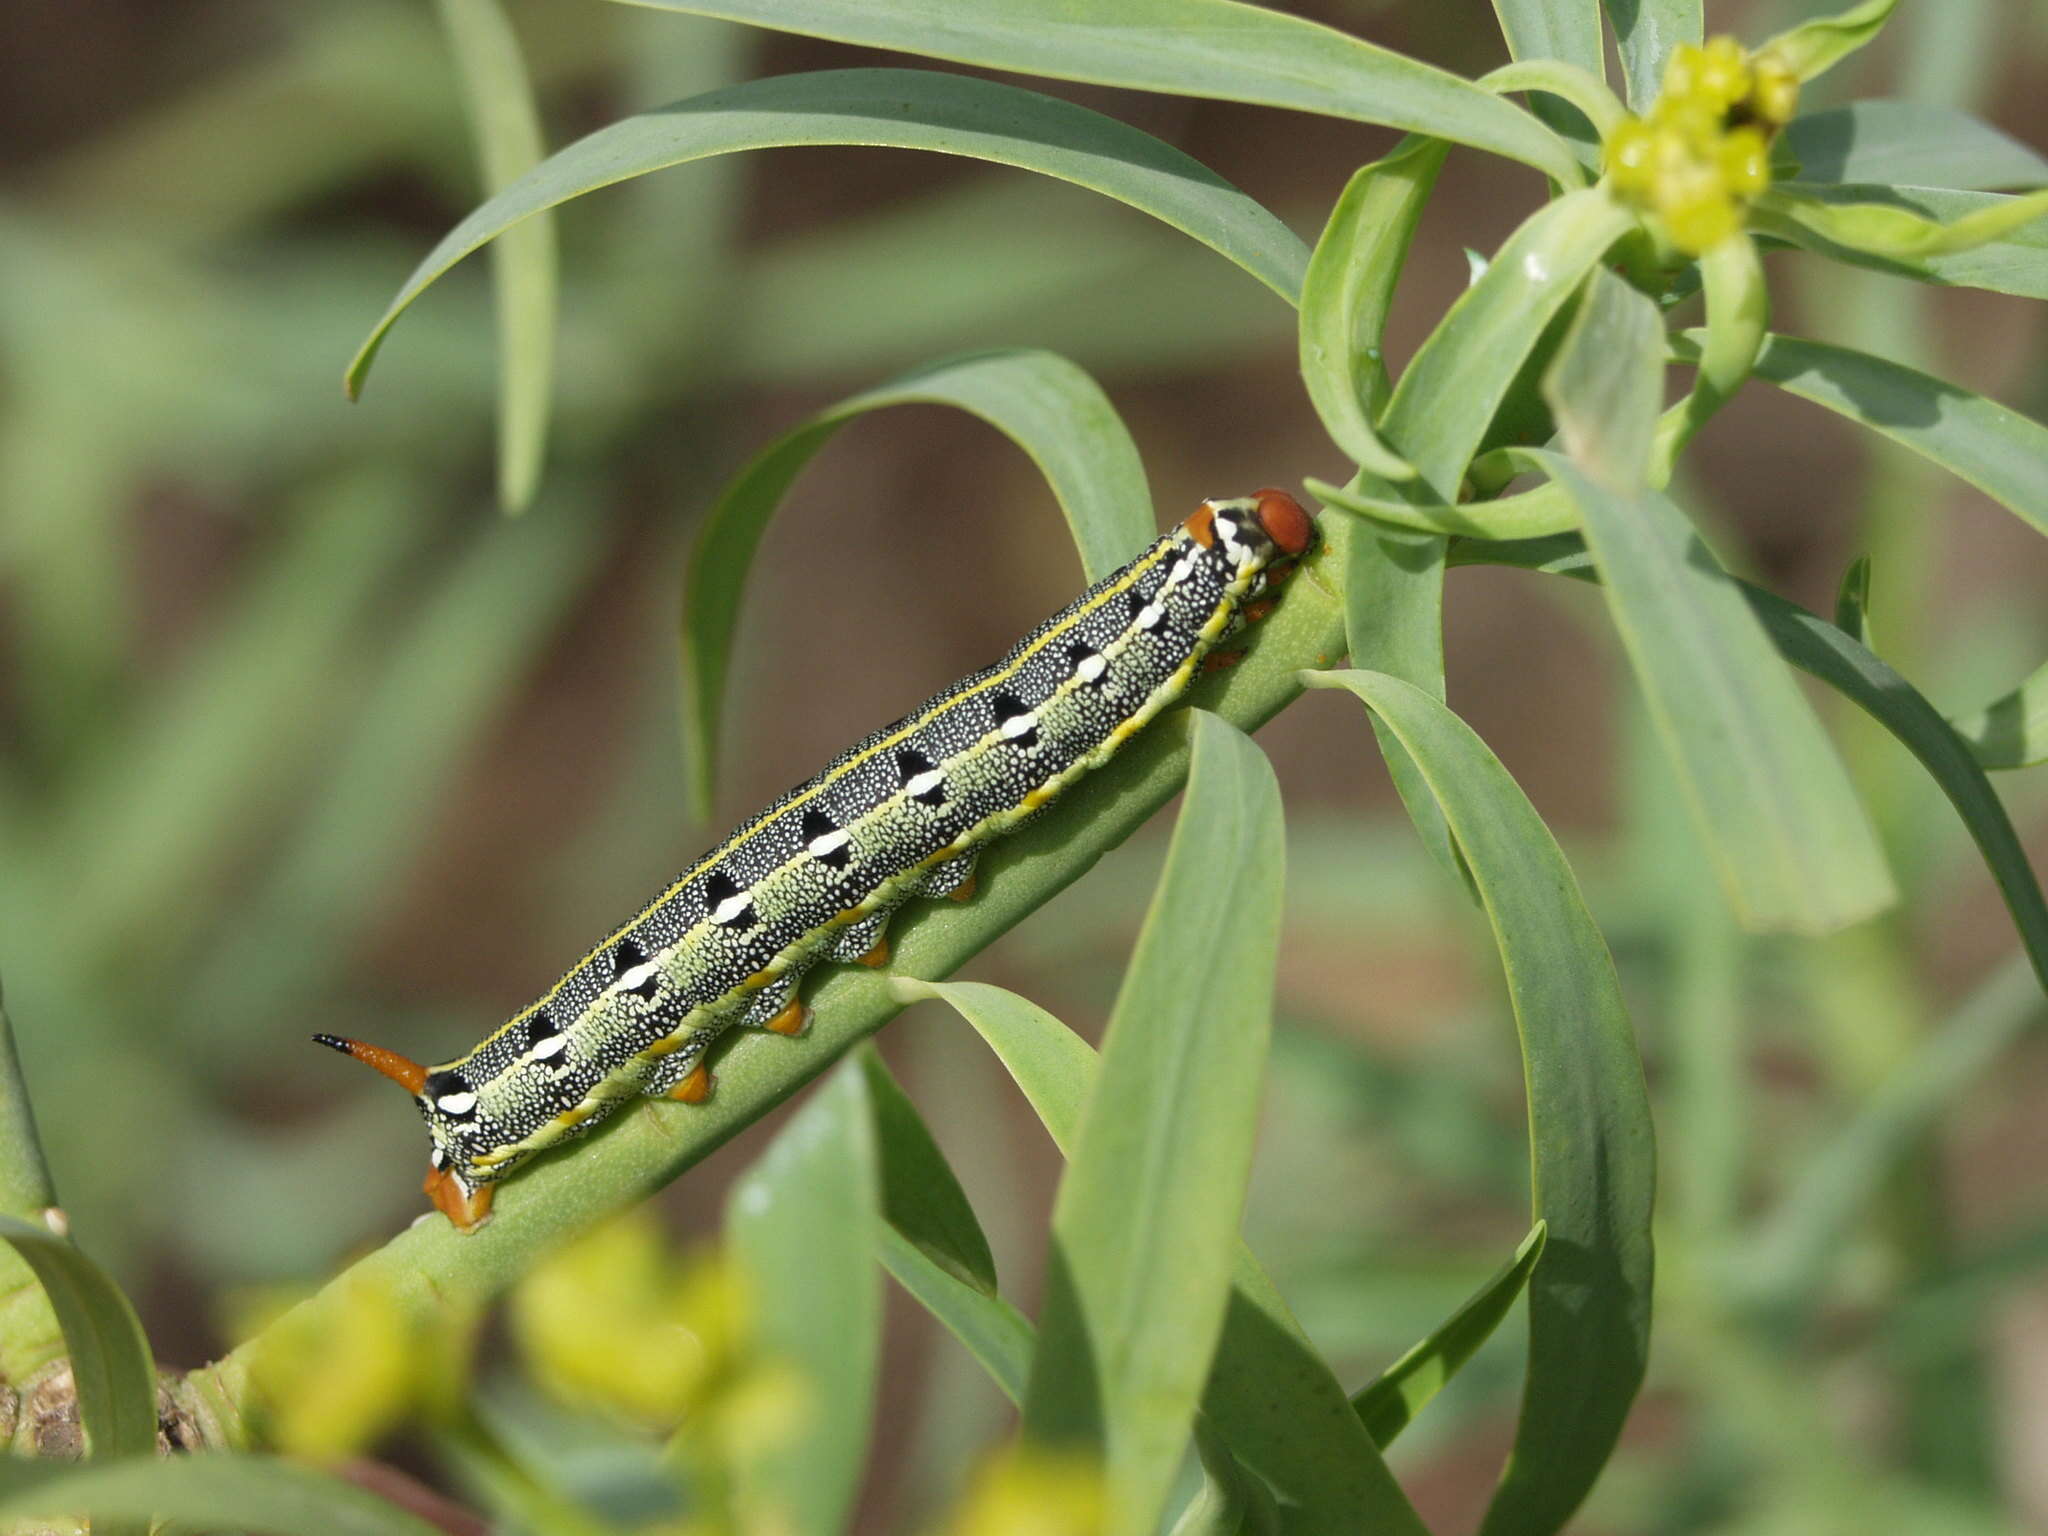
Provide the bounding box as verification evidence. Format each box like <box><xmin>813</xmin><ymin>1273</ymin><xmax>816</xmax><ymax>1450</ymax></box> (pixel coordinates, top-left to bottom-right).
<box><xmin>318</xmin><ymin>489</ymin><xmax>1314</xmax><ymax>1231</ymax></box>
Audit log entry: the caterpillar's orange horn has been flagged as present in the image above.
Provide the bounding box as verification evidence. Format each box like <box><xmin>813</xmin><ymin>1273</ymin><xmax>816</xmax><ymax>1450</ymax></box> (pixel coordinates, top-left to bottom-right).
<box><xmin>313</xmin><ymin>1033</ymin><xmax>429</xmax><ymax>1096</ymax></box>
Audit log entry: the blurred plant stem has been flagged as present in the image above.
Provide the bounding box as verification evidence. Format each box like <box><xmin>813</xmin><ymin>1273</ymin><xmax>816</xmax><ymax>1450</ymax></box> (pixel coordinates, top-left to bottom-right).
<box><xmin>0</xmin><ymin>987</ymin><xmax>66</xmax><ymax>1390</ymax></box>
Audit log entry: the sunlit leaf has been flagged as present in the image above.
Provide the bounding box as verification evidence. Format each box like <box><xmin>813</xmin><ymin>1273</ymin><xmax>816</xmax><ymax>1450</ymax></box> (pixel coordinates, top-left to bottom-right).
<box><xmin>1533</xmin><ymin>457</ymin><xmax>1896</xmax><ymax>933</ymax></box>
<box><xmin>1352</xmin><ymin>1222</ymin><xmax>1547</xmax><ymax>1448</ymax></box>
<box><xmin>616</xmin><ymin>0</ymin><xmax>1579</xmax><ymax>183</ymax></box>
<box><xmin>682</xmin><ymin>348</ymin><xmax>1152</xmax><ymax>816</ymax></box>
<box><xmin>1301</xmin><ymin>671</ymin><xmax>1654</xmax><ymax>1536</ymax></box>
<box><xmin>1780</xmin><ymin>101</ymin><xmax>2048</xmax><ymax>191</ymax></box>
<box><xmin>0</xmin><ymin>1214</ymin><xmax>157</xmax><ymax>1463</ymax></box>
<box><xmin>1023</xmin><ymin>712</ymin><xmax>1284</xmax><ymax>1534</ymax></box>
<box><xmin>1756</xmin><ymin>0</ymin><xmax>1900</xmax><ymax>84</ymax></box>
<box><xmin>1603</xmin><ymin>0</ymin><xmax>1701</xmax><ymax>111</ymax></box>
<box><xmin>348</xmin><ymin>67</ymin><xmax>1310</xmax><ymax>393</ymax></box>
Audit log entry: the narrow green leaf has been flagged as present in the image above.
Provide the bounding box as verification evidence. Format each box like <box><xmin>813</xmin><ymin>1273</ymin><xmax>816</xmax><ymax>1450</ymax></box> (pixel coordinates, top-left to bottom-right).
<box><xmin>0</xmin><ymin>1454</ymin><xmax>444</xmax><ymax>1536</ymax></box>
<box><xmin>1023</xmin><ymin>711</ymin><xmax>1284</xmax><ymax>1534</ymax></box>
<box><xmin>1477</xmin><ymin>59</ymin><xmax>1625</xmax><ymax>144</ymax></box>
<box><xmin>1172</xmin><ymin>1426</ymin><xmax>1283</xmax><ymax>1536</ymax></box>
<box><xmin>894</xmin><ymin>977</ymin><xmax>1429</xmax><ymax>1535</ymax></box>
<box><xmin>1741</xmin><ymin>953</ymin><xmax>2044</xmax><ymax>1312</ymax></box>
<box><xmin>1308</xmin><ymin>467</ymin><xmax>1580</xmax><ymax>541</ymax></box>
<box><xmin>1352</xmin><ymin>1222</ymin><xmax>1548</xmax><ymax>1448</ymax></box>
<box><xmin>682</xmin><ymin>347</ymin><xmax>1152</xmax><ymax>817</ymax></box>
<box><xmin>431</xmin><ymin>0</ymin><xmax>556</xmax><ymax>512</ymax></box>
<box><xmin>1340</xmin><ymin>520</ymin><xmax>1464</xmax><ymax>896</ymax></box>
<box><xmin>857</xmin><ymin>1047</ymin><xmax>997</xmax><ymax>1294</ymax></box>
<box><xmin>1757</xmin><ymin>0</ymin><xmax>1901</xmax><ymax>84</ymax></box>
<box><xmin>616</xmin><ymin>0</ymin><xmax>1579</xmax><ymax>185</ymax></box>
<box><xmin>1949</xmin><ymin>657</ymin><xmax>2048</xmax><ymax>770</ymax></box>
<box><xmin>1455</xmin><ymin>537</ymin><xmax>2048</xmax><ymax>988</ymax></box>
<box><xmin>1758</xmin><ymin>182</ymin><xmax>2048</xmax><ymax>259</ymax></box>
<box><xmin>1780</xmin><ymin>102</ymin><xmax>2048</xmax><ymax>192</ymax></box>
<box><xmin>1657</xmin><ymin>232</ymin><xmax>1766</xmax><ymax>475</ymax></box>
<box><xmin>0</xmin><ymin>1215</ymin><xmax>158</xmax><ymax>1461</ymax></box>
<box><xmin>1542</xmin><ymin>266</ymin><xmax>1665</xmax><ymax>491</ymax></box>
<box><xmin>1488</xmin><ymin>0</ymin><xmax>1609</xmax><ymax>130</ymax></box>
<box><xmin>725</xmin><ymin>1060</ymin><xmax>881</xmax><ymax>1536</ymax></box>
<box><xmin>348</xmin><ymin>67</ymin><xmax>1308</xmax><ymax>393</ymax></box>
<box><xmin>1536</xmin><ymin>457</ymin><xmax>1896</xmax><ymax>934</ymax></box>
<box><xmin>1298</xmin><ymin>137</ymin><xmax>1447</xmax><ymax>479</ymax></box>
<box><xmin>1677</xmin><ymin>330</ymin><xmax>2048</xmax><ymax>540</ymax></box>
<box><xmin>877</xmin><ymin>1227</ymin><xmax>1033</xmax><ymax>1402</ymax></box>
<box><xmin>1834</xmin><ymin>555</ymin><xmax>1874</xmax><ymax>649</ymax></box>
<box><xmin>1754</xmin><ymin>183</ymin><xmax>2048</xmax><ymax>299</ymax></box>
<box><xmin>0</xmin><ymin>991</ymin><xmax>57</xmax><ymax>1220</ymax></box>
<box><xmin>1381</xmin><ymin>187</ymin><xmax>1635</xmax><ymax>497</ymax></box>
<box><xmin>1300</xmin><ymin>671</ymin><xmax>1654</xmax><ymax>1536</ymax></box>
<box><xmin>1602</xmin><ymin>0</ymin><xmax>1701</xmax><ymax>112</ymax></box>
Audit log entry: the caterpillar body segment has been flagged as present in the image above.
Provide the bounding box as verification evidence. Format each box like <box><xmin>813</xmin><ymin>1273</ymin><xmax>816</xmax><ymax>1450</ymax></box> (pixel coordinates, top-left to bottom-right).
<box><xmin>317</xmin><ymin>490</ymin><xmax>1314</xmax><ymax>1231</ymax></box>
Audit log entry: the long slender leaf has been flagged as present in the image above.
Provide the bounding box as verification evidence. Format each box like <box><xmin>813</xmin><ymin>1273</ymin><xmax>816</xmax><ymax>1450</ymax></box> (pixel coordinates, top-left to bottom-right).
<box><xmin>1602</xmin><ymin>0</ymin><xmax>1700</xmax><ymax>112</ymax></box>
<box><xmin>1490</xmin><ymin>0</ymin><xmax>1607</xmax><ymax>117</ymax></box>
<box><xmin>1761</xmin><ymin>183</ymin><xmax>2048</xmax><ymax>259</ymax></box>
<box><xmin>1455</xmin><ymin>537</ymin><xmax>2048</xmax><ymax>989</ymax></box>
<box><xmin>348</xmin><ymin>67</ymin><xmax>1309</xmax><ymax>392</ymax></box>
<box><xmin>1298</xmin><ymin>136</ymin><xmax>1447</xmax><ymax>479</ymax></box>
<box><xmin>1950</xmin><ymin>657</ymin><xmax>2048</xmax><ymax>769</ymax></box>
<box><xmin>681</xmin><ymin>347</ymin><xmax>1152</xmax><ymax>816</ymax></box>
<box><xmin>613</xmin><ymin>0</ymin><xmax>1579</xmax><ymax>184</ymax></box>
<box><xmin>1022</xmin><ymin>711</ymin><xmax>1283</xmax><ymax>1535</ymax></box>
<box><xmin>0</xmin><ymin>1454</ymin><xmax>444</xmax><ymax>1536</ymax></box>
<box><xmin>1301</xmin><ymin>671</ymin><xmax>1654</xmax><ymax>1536</ymax></box>
<box><xmin>431</xmin><ymin>0</ymin><xmax>556</xmax><ymax>511</ymax></box>
<box><xmin>1780</xmin><ymin>102</ymin><xmax>2048</xmax><ymax>192</ymax></box>
<box><xmin>893</xmin><ymin>977</ymin><xmax>1428</xmax><ymax>1535</ymax></box>
<box><xmin>858</xmin><ymin>1047</ymin><xmax>997</xmax><ymax>1294</ymax></box>
<box><xmin>1352</xmin><ymin>1222</ymin><xmax>1548</xmax><ymax>1448</ymax></box>
<box><xmin>0</xmin><ymin>1215</ymin><xmax>158</xmax><ymax>1461</ymax></box>
<box><xmin>1754</xmin><ymin>183</ymin><xmax>2048</xmax><ymax>299</ymax></box>
<box><xmin>0</xmin><ymin>991</ymin><xmax>56</xmax><ymax>1220</ymax></box>
<box><xmin>1535</xmin><ymin>457</ymin><xmax>1895</xmax><ymax>933</ymax></box>
<box><xmin>1380</xmin><ymin>187</ymin><xmax>1634</xmax><ymax>496</ymax></box>
<box><xmin>1756</xmin><ymin>0</ymin><xmax>1901</xmax><ymax>84</ymax></box>
<box><xmin>725</xmin><ymin>1059</ymin><xmax>881</xmax><ymax>1536</ymax></box>
<box><xmin>878</xmin><ymin>1228</ymin><xmax>1033</xmax><ymax>1403</ymax></box>
<box><xmin>1544</xmin><ymin>266</ymin><xmax>1664</xmax><ymax>491</ymax></box>
<box><xmin>1676</xmin><ymin>329</ymin><xmax>2048</xmax><ymax>540</ymax></box>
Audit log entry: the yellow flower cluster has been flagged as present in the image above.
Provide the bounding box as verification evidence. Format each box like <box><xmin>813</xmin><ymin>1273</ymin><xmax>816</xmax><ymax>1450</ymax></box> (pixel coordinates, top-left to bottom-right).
<box><xmin>1604</xmin><ymin>37</ymin><xmax>1800</xmax><ymax>254</ymax></box>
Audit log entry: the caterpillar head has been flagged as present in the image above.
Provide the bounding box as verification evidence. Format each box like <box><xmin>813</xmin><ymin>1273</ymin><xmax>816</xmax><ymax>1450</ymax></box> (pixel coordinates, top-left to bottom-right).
<box><xmin>313</xmin><ymin>1033</ymin><xmax>497</xmax><ymax>1231</ymax></box>
<box><xmin>1186</xmin><ymin>488</ymin><xmax>1315</xmax><ymax>574</ymax></box>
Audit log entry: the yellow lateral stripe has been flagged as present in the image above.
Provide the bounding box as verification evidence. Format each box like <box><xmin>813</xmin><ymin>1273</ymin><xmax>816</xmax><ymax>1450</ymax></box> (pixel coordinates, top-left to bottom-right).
<box><xmin>459</xmin><ymin>528</ymin><xmax>1183</xmax><ymax>1061</ymax></box>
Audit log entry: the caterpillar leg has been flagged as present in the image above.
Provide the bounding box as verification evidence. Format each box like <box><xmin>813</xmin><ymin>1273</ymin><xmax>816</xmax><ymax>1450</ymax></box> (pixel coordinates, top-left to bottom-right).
<box><xmin>829</xmin><ymin>911</ymin><xmax>892</xmax><ymax>966</ymax></box>
<box><xmin>914</xmin><ymin>850</ymin><xmax>979</xmax><ymax>902</ymax></box>
<box><xmin>424</xmin><ymin>1166</ymin><xmax>495</xmax><ymax>1233</ymax></box>
<box><xmin>643</xmin><ymin>1033</ymin><xmax>719</xmax><ymax>1102</ymax></box>
<box><xmin>759</xmin><ymin>994</ymin><xmax>812</xmax><ymax>1037</ymax></box>
<box><xmin>664</xmin><ymin>1059</ymin><xmax>715</xmax><ymax>1104</ymax></box>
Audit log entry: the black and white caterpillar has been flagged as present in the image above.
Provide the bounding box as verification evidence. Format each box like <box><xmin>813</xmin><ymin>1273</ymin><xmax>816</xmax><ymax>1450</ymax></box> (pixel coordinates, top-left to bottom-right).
<box><xmin>319</xmin><ymin>490</ymin><xmax>1314</xmax><ymax>1230</ymax></box>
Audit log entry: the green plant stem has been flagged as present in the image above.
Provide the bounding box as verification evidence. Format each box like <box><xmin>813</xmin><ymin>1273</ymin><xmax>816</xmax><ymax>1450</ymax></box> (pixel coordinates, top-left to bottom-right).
<box><xmin>0</xmin><ymin>991</ymin><xmax>57</xmax><ymax>1222</ymax></box>
<box><xmin>180</xmin><ymin>511</ymin><xmax>1362</xmax><ymax>1425</ymax></box>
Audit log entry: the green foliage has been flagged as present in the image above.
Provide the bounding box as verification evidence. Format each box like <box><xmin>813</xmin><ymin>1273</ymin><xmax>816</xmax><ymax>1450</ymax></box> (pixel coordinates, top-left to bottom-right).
<box><xmin>4</xmin><ymin>0</ymin><xmax>2046</xmax><ymax>1532</ymax></box>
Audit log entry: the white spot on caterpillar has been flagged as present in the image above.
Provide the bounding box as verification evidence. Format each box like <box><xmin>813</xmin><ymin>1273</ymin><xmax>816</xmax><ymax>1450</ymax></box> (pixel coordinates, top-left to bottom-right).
<box><xmin>436</xmin><ymin>1090</ymin><xmax>479</xmax><ymax>1117</ymax></box>
<box><xmin>999</xmin><ymin>709</ymin><xmax>1038</xmax><ymax>740</ymax></box>
<box><xmin>905</xmin><ymin>768</ymin><xmax>945</xmax><ymax>799</ymax></box>
<box><xmin>614</xmin><ymin>958</ymin><xmax>665</xmax><ymax>993</ymax></box>
<box><xmin>533</xmin><ymin>1032</ymin><xmax>569</xmax><ymax>1061</ymax></box>
<box><xmin>1169</xmin><ymin>556</ymin><xmax>1197</xmax><ymax>583</ymax></box>
<box><xmin>807</xmin><ymin>827</ymin><xmax>850</xmax><ymax>858</ymax></box>
<box><xmin>1077</xmin><ymin>652</ymin><xmax>1108</xmax><ymax>683</ymax></box>
<box><xmin>711</xmin><ymin>891</ymin><xmax>754</xmax><ymax>926</ymax></box>
<box><xmin>1137</xmin><ymin>602</ymin><xmax>1165</xmax><ymax>631</ymax></box>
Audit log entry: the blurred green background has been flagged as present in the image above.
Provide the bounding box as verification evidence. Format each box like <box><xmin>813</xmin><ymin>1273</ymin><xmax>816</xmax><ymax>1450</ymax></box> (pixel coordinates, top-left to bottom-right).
<box><xmin>2</xmin><ymin>0</ymin><xmax>2045</xmax><ymax>1529</ymax></box>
